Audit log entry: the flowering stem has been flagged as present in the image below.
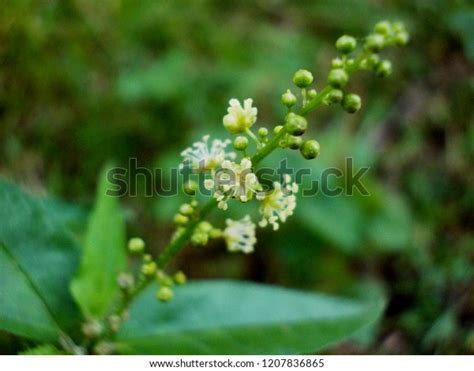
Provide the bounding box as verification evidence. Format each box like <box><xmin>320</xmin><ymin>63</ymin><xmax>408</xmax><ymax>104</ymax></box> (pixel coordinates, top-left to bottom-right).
<box><xmin>117</xmin><ymin>52</ymin><xmax>369</xmax><ymax>315</ymax></box>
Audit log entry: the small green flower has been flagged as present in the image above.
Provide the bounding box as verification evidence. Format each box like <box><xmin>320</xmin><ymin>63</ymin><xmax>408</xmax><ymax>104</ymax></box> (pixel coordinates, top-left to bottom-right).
<box><xmin>179</xmin><ymin>203</ymin><xmax>194</xmax><ymax>216</ymax></box>
<box><xmin>285</xmin><ymin>113</ymin><xmax>307</xmax><ymax>136</ymax></box>
<box><xmin>174</xmin><ymin>271</ymin><xmax>187</xmax><ymax>285</ymax></box>
<box><xmin>292</xmin><ymin>69</ymin><xmax>313</xmax><ymax>88</ymax></box>
<box><xmin>287</xmin><ymin>135</ymin><xmax>303</xmax><ymax>150</ymax></box>
<box><xmin>342</xmin><ymin>93</ymin><xmax>362</xmax><ymax>113</ymax></box>
<box><xmin>327</xmin><ymin>89</ymin><xmax>344</xmax><ymax>104</ymax></box>
<box><xmin>156</xmin><ymin>286</ymin><xmax>174</xmax><ymax>302</ymax></box>
<box><xmin>258</xmin><ymin>127</ymin><xmax>269</xmax><ymax>137</ymax></box>
<box><xmin>281</xmin><ymin>89</ymin><xmax>297</xmax><ymax>107</ymax></box>
<box><xmin>128</xmin><ymin>237</ymin><xmax>145</xmax><ymax>254</ymax></box>
<box><xmin>307</xmin><ymin>89</ymin><xmax>318</xmax><ymax>99</ymax></box>
<box><xmin>233</xmin><ymin>136</ymin><xmax>248</xmax><ymax>151</ymax></box>
<box><xmin>174</xmin><ymin>213</ymin><xmax>189</xmax><ymax>225</ymax></box>
<box><xmin>142</xmin><ymin>261</ymin><xmax>157</xmax><ymax>276</ymax></box>
<box><xmin>364</xmin><ymin>34</ymin><xmax>385</xmax><ymax>52</ymax></box>
<box><xmin>374</xmin><ymin>20</ymin><xmax>392</xmax><ymax>35</ymax></box>
<box><xmin>328</xmin><ymin>68</ymin><xmax>349</xmax><ymax>88</ymax></box>
<box><xmin>336</xmin><ymin>35</ymin><xmax>357</xmax><ymax>54</ymax></box>
<box><xmin>300</xmin><ymin>140</ymin><xmax>321</xmax><ymax>160</ymax></box>
<box><xmin>375</xmin><ymin>60</ymin><xmax>392</xmax><ymax>78</ymax></box>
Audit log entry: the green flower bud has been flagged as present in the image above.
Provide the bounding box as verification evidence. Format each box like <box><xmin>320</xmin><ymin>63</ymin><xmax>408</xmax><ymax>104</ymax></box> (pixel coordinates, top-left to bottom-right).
<box><xmin>179</xmin><ymin>203</ymin><xmax>194</xmax><ymax>216</ymax></box>
<box><xmin>143</xmin><ymin>254</ymin><xmax>152</xmax><ymax>263</ymax></box>
<box><xmin>82</xmin><ymin>320</ymin><xmax>103</xmax><ymax>338</ymax></box>
<box><xmin>258</xmin><ymin>127</ymin><xmax>268</xmax><ymax>137</ymax></box>
<box><xmin>364</xmin><ymin>34</ymin><xmax>385</xmax><ymax>53</ymax></box>
<box><xmin>342</xmin><ymin>93</ymin><xmax>362</xmax><ymax>113</ymax></box>
<box><xmin>375</xmin><ymin>60</ymin><xmax>392</xmax><ymax>78</ymax></box>
<box><xmin>142</xmin><ymin>261</ymin><xmax>157</xmax><ymax>276</ymax></box>
<box><xmin>331</xmin><ymin>57</ymin><xmax>344</xmax><ymax>69</ymax></box>
<box><xmin>394</xmin><ymin>31</ymin><xmax>409</xmax><ymax>46</ymax></box>
<box><xmin>366</xmin><ymin>54</ymin><xmax>380</xmax><ymax>69</ymax></box>
<box><xmin>292</xmin><ymin>69</ymin><xmax>313</xmax><ymax>88</ymax></box>
<box><xmin>273</xmin><ymin>125</ymin><xmax>284</xmax><ymax>134</ymax></box>
<box><xmin>285</xmin><ymin>113</ymin><xmax>307</xmax><ymax>136</ymax></box>
<box><xmin>281</xmin><ymin>89</ymin><xmax>297</xmax><ymax>107</ymax></box>
<box><xmin>174</xmin><ymin>271</ymin><xmax>187</xmax><ymax>285</ymax></box>
<box><xmin>307</xmin><ymin>89</ymin><xmax>318</xmax><ymax>99</ymax></box>
<box><xmin>183</xmin><ymin>180</ymin><xmax>198</xmax><ymax>195</ymax></box>
<box><xmin>117</xmin><ymin>272</ymin><xmax>134</xmax><ymax>290</ymax></box>
<box><xmin>128</xmin><ymin>237</ymin><xmax>145</xmax><ymax>254</ymax></box>
<box><xmin>328</xmin><ymin>68</ymin><xmax>349</xmax><ymax>88</ymax></box>
<box><xmin>327</xmin><ymin>89</ymin><xmax>344</xmax><ymax>104</ymax></box>
<box><xmin>336</xmin><ymin>35</ymin><xmax>357</xmax><ymax>54</ymax></box>
<box><xmin>174</xmin><ymin>213</ymin><xmax>189</xmax><ymax>225</ymax></box>
<box><xmin>392</xmin><ymin>21</ymin><xmax>406</xmax><ymax>34</ymax></box>
<box><xmin>374</xmin><ymin>21</ymin><xmax>392</xmax><ymax>35</ymax></box>
<box><xmin>300</xmin><ymin>140</ymin><xmax>321</xmax><ymax>160</ymax></box>
<box><xmin>233</xmin><ymin>136</ymin><xmax>248</xmax><ymax>151</ymax></box>
<box><xmin>156</xmin><ymin>286</ymin><xmax>174</xmax><ymax>302</ymax></box>
<box><xmin>287</xmin><ymin>135</ymin><xmax>303</xmax><ymax>150</ymax></box>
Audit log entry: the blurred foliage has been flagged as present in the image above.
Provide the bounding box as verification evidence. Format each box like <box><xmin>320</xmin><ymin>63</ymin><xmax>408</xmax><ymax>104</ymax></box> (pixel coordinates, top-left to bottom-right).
<box><xmin>0</xmin><ymin>0</ymin><xmax>473</xmax><ymax>354</ymax></box>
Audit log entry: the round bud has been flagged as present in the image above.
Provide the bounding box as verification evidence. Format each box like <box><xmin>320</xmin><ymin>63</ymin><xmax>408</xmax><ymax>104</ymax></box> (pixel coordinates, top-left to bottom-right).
<box><xmin>328</xmin><ymin>68</ymin><xmax>349</xmax><ymax>88</ymax></box>
<box><xmin>281</xmin><ymin>89</ymin><xmax>297</xmax><ymax>107</ymax></box>
<box><xmin>300</xmin><ymin>140</ymin><xmax>321</xmax><ymax>160</ymax></box>
<box><xmin>156</xmin><ymin>286</ymin><xmax>174</xmax><ymax>302</ymax></box>
<box><xmin>374</xmin><ymin>21</ymin><xmax>392</xmax><ymax>35</ymax></box>
<box><xmin>285</xmin><ymin>113</ymin><xmax>307</xmax><ymax>136</ymax></box>
<box><xmin>174</xmin><ymin>213</ymin><xmax>189</xmax><ymax>225</ymax></box>
<box><xmin>336</xmin><ymin>35</ymin><xmax>357</xmax><ymax>54</ymax></box>
<box><xmin>331</xmin><ymin>57</ymin><xmax>344</xmax><ymax>69</ymax></box>
<box><xmin>258</xmin><ymin>127</ymin><xmax>268</xmax><ymax>137</ymax></box>
<box><xmin>142</xmin><ymin>261</ymin><xmax>157</xmax><ymax>276</ymax></box>
<box><xmin>327</xmin><ymin>89</ymin><xmax>344</xmax><ymax>104</ymax></box>
<box><xmin>375</xmin><ymin>60</ymin><xmax>392</xmax><ymax>78</ymax></box>
<box><xmin>364</xmin><ymin>34</ymin><xmax>385</xmax><ymax>53</ymax></box>
<box><xmin>233</xmin><ymin>136</ymin><xmax>248</xmax><ymax>151</ymax></box>
<box><xmin>183</xmin><ymin>180</ymin><xmax>198</xmax><ymax>195</ymax></box>
<box><xmin>394</xmin><ymin>31</ymin><xmax>409</xmax><ymax>46</ymax></box>
<box><xmin>128</xmin><ymin>237</ymin><xmax>145</xmax><ymax>254</ymax></box>
<box><xmin>273</xmin><ymin>125</ymin><xmax>284</xmax><ymax>134</ymax></box>
<box><xmin>366</xmin><ymin>54</ymin><xmax>380</xmax><ymax>69</ymax></box>
<box><xmin>342</xmin><ymin>93</ymin><xmax>362</xmax><ymax>113</ymax></box>
<box><xmin>307</xmin><ymin>89</ymin><xmax>317</xmax><ymax>99</ymax></box>
<box><xmin>179</xmin><ymin>203</ymin><xmax>194</xmax><ymax>216</ymax></box>
<box><xmin>174</xmin><ymin>271</ymin><xmax>187</xmax><ymax>285</ymax></box>
<box><xmin>287</xmin><ymin>135</ymin><xmax>303</xmax><ymax>150</ymax></box>
<box><xmin>392</xmin><ymin>21</ymin><xmax>407</xmax><ymax>34</ymax></box>
<box><xmin>292</xmin><ymin>69</ymin><xmax>313</xmax><ymax>88</ymax></box>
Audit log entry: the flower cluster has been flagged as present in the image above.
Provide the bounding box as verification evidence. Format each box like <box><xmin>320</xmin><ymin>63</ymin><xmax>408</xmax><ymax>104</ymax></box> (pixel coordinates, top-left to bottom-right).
<box><xmin>117</xmin><ymin>20</ymin><xmax>409</xmax><ymax>304</ymax></box>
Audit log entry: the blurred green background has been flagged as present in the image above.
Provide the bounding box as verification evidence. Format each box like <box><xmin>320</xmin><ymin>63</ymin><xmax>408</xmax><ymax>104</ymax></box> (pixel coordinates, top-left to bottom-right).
<box><xmin>1</xmin><ymin>0</ymin><xmax>473</xmax><ymax>354</ymax></box>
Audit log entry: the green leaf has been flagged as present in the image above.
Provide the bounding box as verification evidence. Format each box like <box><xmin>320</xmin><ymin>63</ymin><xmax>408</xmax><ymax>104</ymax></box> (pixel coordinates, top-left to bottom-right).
<box><xmin>0</xmin><ymin>179</ymin><xmax>81</xmax><ymax>339</ymax></box>
<box><xmin>116</xmin><ymin>280</ymin><xmax>384</xmax><ymax>354</ymax></box>
<box><xmin>0</xmin><ymin>244</ymin><xmax>59</xmax><ymax>341</ymax></box>
<box><xmin>70</xmin><ymin>165</ymin><xmax>126</xmax><ymax>318</ymax></box>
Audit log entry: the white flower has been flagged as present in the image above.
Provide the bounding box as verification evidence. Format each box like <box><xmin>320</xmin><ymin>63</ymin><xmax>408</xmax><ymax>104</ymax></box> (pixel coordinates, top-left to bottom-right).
<box><xmin>223</xmin><ymin>98</ymin><xmax>258</xmax><ymax>134</ymax></box>
<box><xmin>181</xmin><ymin>135</ymin><xmax>236</xmax><ymax>171</ymax></box>
<box><xmin>258</xmin><ymin>174</ymin><xmax>298</xmax><ymax>231</ymax></box>
<box><xmin>223</xmin><ymin>215</ymin><xmax>257</xmax><ymax>254</ymax></box>
<box><xmin>213</xmin><ymin>158</ymin><xmax>262</xmax><ymax>210</ymax></box>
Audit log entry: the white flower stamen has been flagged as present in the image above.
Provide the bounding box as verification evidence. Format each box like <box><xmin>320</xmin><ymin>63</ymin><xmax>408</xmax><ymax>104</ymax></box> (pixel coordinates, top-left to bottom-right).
<box><xmin>223</xmin><ymin>98</ymin><xmax>258</xmax><ymax>134</ymax></box>
<box><xmin>181</xmin><ymin>135</ymin><xmax>236</xmax><ymax>171</ymax></box>
<box><xmin>223</xmin><ymin>215</ymin><xmax>257</xmax><ymax>254</ymax></box>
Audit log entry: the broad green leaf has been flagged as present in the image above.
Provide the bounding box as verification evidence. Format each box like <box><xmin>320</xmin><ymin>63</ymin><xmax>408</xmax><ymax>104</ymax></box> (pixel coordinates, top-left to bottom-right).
<box><xmin>0</xmin><ymin>179</ymin><xmax>81</xmax><ymax>339</ymax></box>
<box><xmin>0</xmin><ymin>244</ymin><xmax>59</xmax><ymax>341</ymax></box>
<box><xmin>116</xmin><ymin>280</ymin><xmax>384</xmax><ymax>354</ymax></box>
<box><xmin>70</xmin><ymin>165</ymin><xmax>126</xmax><ymax>318</ymax></box>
